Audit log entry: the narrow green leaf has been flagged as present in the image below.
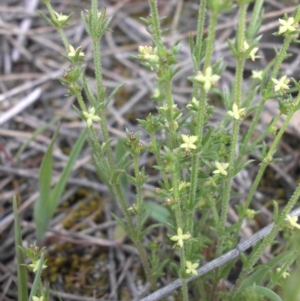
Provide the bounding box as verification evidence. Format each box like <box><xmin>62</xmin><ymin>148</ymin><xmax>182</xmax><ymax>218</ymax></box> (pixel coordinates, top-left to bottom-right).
<box><xmin>49</xmin><ymin>128</ymin><xmax>87</xmax><ymax>215</ymax></box>
<box><xmin>111</xmin><ymin>213</ymin><xmax>129</xmax><ymax>236</ymax></box>
<box><xmin>34</xmin><ymin>125</ymin><xmax>60</xmax><ymax>242</ymax></box>
<box><xmin>227</xmin><ymin>39</ymin><xmax>238</xmax><ymax>57</ymax></box>
<box><xmin>115</xmin><ymin>139</ymin><xmax>129</xmax><ymax>199</ymax></box>
<box><xmin>141</xmin><ymin>223</ymin><xmax>161</xmax><ymax>237</ymax></box>
<box><xmin>104</xmin><ymin>84</ymin><xmax>124</xmax><ymax>108</ymax></box>
<box><xmin>13</xmin><ymin>197</ymin><xmax>28</xmax><ymax>301</ymax></box>
<box><xmin>82</xmin><ymin>76</ymin><xmax>97</xmax><ymax>107</ymax></box>
<box><xmin>144</xmin><ymin>201</ymin><xmax>170</xmax><ymax>223</ymax></box>
<box><xmin>254</xmin><ymin>286</ymin><xmax>283</xmax><ymax>301</ymax></box>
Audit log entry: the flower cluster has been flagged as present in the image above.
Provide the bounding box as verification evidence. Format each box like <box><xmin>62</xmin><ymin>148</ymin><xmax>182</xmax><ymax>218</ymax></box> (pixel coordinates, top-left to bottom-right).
<box><xmin>138</xmin><ymin>46</ymin><xmax>159</xmax><ymax>66</ymax></box>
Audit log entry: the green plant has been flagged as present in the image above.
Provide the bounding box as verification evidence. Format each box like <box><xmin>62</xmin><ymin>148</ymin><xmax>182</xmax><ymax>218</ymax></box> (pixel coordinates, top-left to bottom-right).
<box><xmin>12</xmin><ymin>0</ymin><xmax>300</xmax><ymax>300</ymax></box>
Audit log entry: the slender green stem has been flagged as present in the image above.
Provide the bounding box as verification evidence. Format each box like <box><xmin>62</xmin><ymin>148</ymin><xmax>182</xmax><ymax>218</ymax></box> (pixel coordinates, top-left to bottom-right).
<box><xmin>91</xmin><ymin>39</ymin><xmax>115</xmax><ymax>169</ymax></box>
<box><xmin>243</xmin><ymin>114</ymin><xmax>282</xmax><ymax>155</ymax></box>
<box><xmin>231</xmin><ymin>89</ymin><xmax>300</xmax><ymax>297</ymax></box>
<box><xmin>132</xmin><ymin>153</ymin><xmax>144</xmax><ymax>234</ymax></box>
<box><xmin>204</xmin><ymin>13</ymin><xmax>218</xmax><ymax>70</ymax></box>
<box><xmin>187</xmin><ymin>12</ymin><xmax>218</xmax><ymax>241</ymax></box>
<box><xmin>58</xmin><ymin>28</ymin><xmax>69</xmax><ymax>52</ymax></box>
<box><xmin>89</xmin><ymin>127</ymin><xmax>111</xmax><ymax>180</ymax></box>
<box><xmin>165</xmin><ymin>80</ymin><xmax>188</xmax><ymax>299</ymax></box>
<box><xmin>244</xmin><ymin>90</ymin><xmax>300</xmax><ymax>211</ymax></box>
<box><xmin>148</xmin><ymin>0</ymin><xmax>162</xmax><ymax>47</ymax></box>
<box><xmin>231</xmin><ymin>183</ymin><xmax>300</xmax><ymax>298</ymax></box>
<box><xmin>149</xmin><ymin>132</ymin><xmax>170</xmax><ymax>190</ymax></box>
<box><xmin>194</xmin><ymin>0</ymin><xmax>207</xmax><ymax>65</ymax></box>
<box><xmin>243</xmin><ymin>35</ymin><xmax>293</xmax><ymax>149</ymax></box>
<box><xmin>216</xmin><ymin>3</ymin><xmax>247</xmax><ymax>257</ymax></box>
<box><xmin>74</xmin><ymin>90</ymin><xmax>87</xmax><ymax>113</ymax></box>
<box><xmin>113</xmin><ymin>183</ymin><xmax>157</xmax><ymax>290</ymax></box>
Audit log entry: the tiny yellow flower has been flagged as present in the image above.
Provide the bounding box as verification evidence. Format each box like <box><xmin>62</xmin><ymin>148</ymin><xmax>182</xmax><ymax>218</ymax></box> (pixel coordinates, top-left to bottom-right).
<box><xmin>186</xmin><ymin>97</ymin><xmax>199</xmax><ymax>110</ymax></box>
<box><xmin>278</xmin><ymin>17</ymin><xmax>297</xmax><ymax>35</ymax></box>
<box><xmin>213</xmin><ymin>161</ymin><xmax>229</xmax><ymax>176</ymax></box>
<box><xmin>170</xmin><ymin>228</ymin><xmax>191</xmax><ymax>248</ymax></box>
<box><xmin>286</xmin><ymin>214</ymin><xmax>300</xmax><ymax>230</ymax></box>
<box><xmin>32</xmin><ymin>296</ymin><xmax>44</xmax><ymax>301</ymax></box>
<box><xmin>194</xmin><ymin>67</ymin><xmax>220</xmax><ymax>92</ymax></box>
<box><xmin>29</xmin><ymin>259</ymin><xmax>47</xmax><ymax>273</ymax></box>
<box><xmin>180</xmin><ymin>135</ymin><xmax>198</xmax><ymax>151</ymax></box>
<box><xmin>138</xmin><ymin>45</ymin><xmax>153</xmax><ymax>55</ymax></box>
<box><xmin>138</xmin><ymin>45</ymin><xmax>159</xmax><ymax>64</ymax></box>
<box><xmin>186</xmin><ymin>261</ymin><xmax>199</xmax><ymax>275</ymax></box>
<box><xmin>252</xmin><ymin>70</ymin><xmax>263</xmax><ymax>80</ymax></box>
<box><xmin>243</xmin><ymin>41</ymin><xmax>259</xmax><ymax>61</ymax></box>
<box><xmin>53</xmin><ymin>11</ymin><xmax>68</xmax><ymax>22</ymax></box>
<box><xmin>179</xmin><ymin>181</ymin><xmax>190</xmax><ymax>191</ymax></box>
<box><xmin>68</xmin><ymin>44</ymin><xmax>85</xmax><ymax>59</ymax></box>
<box><xmin>82</xmin><ymin>107</ymin><xmax>101</xmax><ymax>127</ymax></box>
<box><xmin>227</xmin><ymin>103</ymin><xmax>246</xmax><ymax>120</ymax></box>
<box><xmin>276</xmin><ymin>267</ymin><xmax>290</xmax><ymax>279</ymax></box>
<box><xmin>246</xmin><ymin>209</ymin><xmax>256</xmax><ymax>220</ymax></box>
<box><xmin>272</xmin><ymin>76</ymin><xmax>290</xmax><ymax>94</ymax></box>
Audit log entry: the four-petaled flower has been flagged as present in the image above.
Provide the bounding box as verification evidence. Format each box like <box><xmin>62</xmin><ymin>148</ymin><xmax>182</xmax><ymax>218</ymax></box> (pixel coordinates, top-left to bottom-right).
<box><xmin>278</xmin><ymin>17</ymin><xmax>297</xmax><ymax>35</ymax></box>
<box><xmin>272</xmin><ymin>75</ymin><xmax>290</xmax><ymax>94</ymax></box>
<box><xmin>186</xmin><ymin>261</ymin><xmax>199</xmax><ymax>275</ymax></box>
<box><xmin>213</xmin><ymin>161</ymin><xmax>229</xmax><ymax>176</ymax></box>
<box><xmin>29</xmin><ymin>259</ymin><xmax>47</xmax><ymax>273</ymax></box>
<box><xmin>180</xmin><ymin>135</ymin><xmax>198</xmax><ymax>151</ymax></box>
<box><xmin>243</xmin><ymin>41</ymin><xmax>259</xmax><ymax>61</ymax></box>
<box><xmin>170</xmin><ymin>228</ymin><xmax>191</xmax><ymax>248</ymax></box>
<box><xmin>252</xmin><ymin>70</ymin><xmax>263</xmax><ymax>80</ymax></box>
<box><xmin>227</xmin><ymin>103</ymin><xmax>246</xmax><ymax>120</ymax></box>
<box><xmin>82</xmin><ymin>107</ymin><xmax>101</xmax><ymax>127</ymax></box>
<box><xmin>68</xmin><ymin>44</ymin><xmax>85</xmax><ymax>59</ymax></box>
<box><xmin>286</xmin><ymin>214</ymin><xmax>300</xmax><ymax>230</ymax></box>
<box><xmin>194</xmin><ymin>67</ymin><xmax>220</xmax><ymax>92</ymax></box>
<box><xmin>54</xmin><ymin>11</ymin><xmax>68</xmax><ymax>22</ymax></box>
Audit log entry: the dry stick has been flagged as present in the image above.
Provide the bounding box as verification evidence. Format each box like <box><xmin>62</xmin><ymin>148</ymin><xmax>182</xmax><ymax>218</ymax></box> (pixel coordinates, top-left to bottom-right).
<box><xmin>11</xmin><ymin>0</ymin><xmax>39</xmax><ymax>61</ymax></box>
<box><xmin>139</xmin><ymin>207</ymin><xmax>300</xmax><ymax>301</ymax></box>
<box><xmin>0</xmin><ymin>87</ymin><xmax>42</xmax><ymax>125</ymax></box>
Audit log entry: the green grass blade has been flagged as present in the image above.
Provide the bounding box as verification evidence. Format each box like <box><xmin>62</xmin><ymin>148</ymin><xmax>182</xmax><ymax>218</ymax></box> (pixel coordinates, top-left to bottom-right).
<box><xmin>34</xmin><ymin>126</ymin><xmax>60</xmax><ymax>242</ymax></box>
<box><xmin>49</xmin><ymin>128</ymin><xmax>87</xmax><ymax>215</ymax></box>
<box><xmin>13</xmin><ymin>196</ymin><xmax>28</xmax><ymax>301</ymax></box>
<box><xmin>254</xmin><ymin>286</ymin><xmax>282</xmax><ymax>301</ymax></box>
